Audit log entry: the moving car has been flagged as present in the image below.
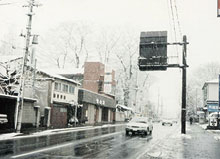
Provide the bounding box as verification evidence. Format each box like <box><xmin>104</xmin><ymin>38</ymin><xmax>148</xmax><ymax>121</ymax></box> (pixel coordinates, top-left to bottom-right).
<box><xmin>125</xmin><ymin>117</ymin><xmax>153</xmax><ymax>136</ymax></box>
<box><xmin>162</xmin><ymin>119</ymin><xmax>172</xmax><ymax>126</ymax></box>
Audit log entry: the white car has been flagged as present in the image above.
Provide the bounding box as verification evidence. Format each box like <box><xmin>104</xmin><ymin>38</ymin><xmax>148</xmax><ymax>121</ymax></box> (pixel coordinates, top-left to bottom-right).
<box><xmin>125</xmin><ymin>117</ymin><xmax>153</xmax><ymax>136</ymax></box>
<box><xmin>162</xmin><ymin>119</ymin><xmax>173</xmax><ymax>126</ymax></box>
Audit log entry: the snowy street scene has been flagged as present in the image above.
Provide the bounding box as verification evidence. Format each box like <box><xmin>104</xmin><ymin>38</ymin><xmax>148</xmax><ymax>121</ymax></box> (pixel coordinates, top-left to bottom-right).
<box><xmin>1</xmin><ymin>0</ymin><xmax>220</xmax><ymax>158</ymax></box>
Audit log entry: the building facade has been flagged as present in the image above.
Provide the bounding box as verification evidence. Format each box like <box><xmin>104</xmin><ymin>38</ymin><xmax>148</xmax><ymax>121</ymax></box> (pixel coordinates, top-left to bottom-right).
<box><xmin>202</xmin><ymin>79</ymin><xmax>219</xmax><ymax>116</ymax></box>
<box><xmin>34</xmin><ymin>70</ymin><xmax>80</xmax><ymax>128</ymax></box>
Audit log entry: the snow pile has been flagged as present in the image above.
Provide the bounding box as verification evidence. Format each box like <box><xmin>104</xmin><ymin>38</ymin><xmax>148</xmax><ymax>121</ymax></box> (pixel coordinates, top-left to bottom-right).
<box><xmin>199</xmin><ymin>124</ymin><xmax>208</xmax><ymax>130</ymax></box>
<box><xmin>0</xmin><ymin>133</ymin><xmax>21</xmax><ymax>141</ymax></box>
<box><xmin>171</xmin><ymin>133</ymin><xmax>192</xmax><ymax>139</ymax></box>
<box><xmin>214</xmin><ymin>136</ymin><xmax>220</xmax><ymax>141</ymax></box>
<box><xmin>147</xmin><ymin>151</ymin><xmax>162</xmax><ymax>158</ymax></box>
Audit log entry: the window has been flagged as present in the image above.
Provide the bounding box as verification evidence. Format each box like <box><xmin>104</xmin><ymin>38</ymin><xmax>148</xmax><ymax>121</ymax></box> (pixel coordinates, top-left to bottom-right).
<box><xmin>55</xmin><ymin>82</ymin><xmax>58</xmax><ymax>90</ymax></box>
<box><xmin>57</xmin><ymin>94</ymin><xmax>59</xmax><ymax>99</ymax></box>
<box><xmin>55</xmin><ymin>82</ymin><xmax>61</xmax><ymax>91</ymax></box>
<box><xmin>64</xmin><ymin>96</ymin><xmax>66</xmax><ymax>100</ymax></box>
<box><xmin>60</xmin><ymin>108</ymin><xmax>67</xmax><ymax>112</ymax></box>
<box><xmin>62</xmin><ymin>84</ymin><xmax>68</xmax><ymax>93</ymax></box>
<box><xmin>69</xmin><ymin>86</ymin><xmax>75</xmax><ymax>94</ymax></box>
<box><xmin>60</xmin><ymin>95</ymin><xmax>63</xmax><ymax>99</ymax></box>
<box><xmin>53</xmin><ymin>93</ymin><xmax>56</xmax><ymax>98</ymax></box>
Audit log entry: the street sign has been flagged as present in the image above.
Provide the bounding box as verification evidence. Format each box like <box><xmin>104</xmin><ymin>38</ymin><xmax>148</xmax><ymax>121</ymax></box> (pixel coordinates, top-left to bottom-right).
<box><xmin>138</xmin><ymin>31</ymin><xmax>168</xmax><ymax>71</ymax></box>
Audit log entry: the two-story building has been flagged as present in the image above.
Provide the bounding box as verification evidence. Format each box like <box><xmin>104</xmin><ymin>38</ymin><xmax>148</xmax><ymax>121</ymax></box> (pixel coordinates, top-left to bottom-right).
<box><xmin>34</xmin><ymin>69</ymin><xmax>80</xmax><ymax>128</ymax></box>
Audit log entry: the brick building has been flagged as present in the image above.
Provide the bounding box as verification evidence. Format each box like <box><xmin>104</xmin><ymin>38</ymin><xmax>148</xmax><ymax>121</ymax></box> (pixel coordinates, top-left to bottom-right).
<box><xmin>62</xmin><ymin>62</ymin><xmax>116</xmax><ymax>124</ymax></box>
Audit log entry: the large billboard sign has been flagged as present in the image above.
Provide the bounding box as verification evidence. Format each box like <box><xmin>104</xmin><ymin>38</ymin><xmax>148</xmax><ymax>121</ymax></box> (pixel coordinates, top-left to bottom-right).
<box><xmin>138</xmin><ymin>31</ymin><xmax>168</xmax><ymax>71</ymax></box>
<box><xmin>218</xmin><ymin>0</ymin><xmax>220</xmax><ymax>17</ymax></box>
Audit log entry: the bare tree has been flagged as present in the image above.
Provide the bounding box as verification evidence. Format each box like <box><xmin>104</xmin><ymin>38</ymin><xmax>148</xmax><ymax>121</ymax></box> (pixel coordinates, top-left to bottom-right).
<box><xmin>39</xmin><ymin>22</ymin><xmax>90</xmax><ymax>69</ymax></box>
<box><xmin>186</xmin><ymin>62</ymin><xmax>220</xmax><ymax>116</ymax></box>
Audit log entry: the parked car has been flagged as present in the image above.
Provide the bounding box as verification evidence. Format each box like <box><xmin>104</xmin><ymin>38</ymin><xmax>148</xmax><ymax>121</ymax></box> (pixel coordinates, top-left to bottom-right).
<box><xmin>125</xmin><ymin>117</ymin><xmax>153</xmax><ymax>136</ymax></box>
<box><xmin>162</xmin><ymin>119</ymin><xmax>173</xmax><ymax>126</ymax></box>
<box><xmin>0</xmin><ymin>114</ymin><xmax>8</xmax><ymax>124</ymax></box>
<box><xmin>208</xmin><ymin>112</ymin><xmax>220</xmax><ymax>128</ymax></box>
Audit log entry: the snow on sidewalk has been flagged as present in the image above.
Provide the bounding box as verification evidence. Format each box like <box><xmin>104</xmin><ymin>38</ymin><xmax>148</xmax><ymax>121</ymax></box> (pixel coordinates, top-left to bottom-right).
<box><xmin>0</xmin><ymin>133</ymin><xmax>21</xmax><ymax>141</ymax></box>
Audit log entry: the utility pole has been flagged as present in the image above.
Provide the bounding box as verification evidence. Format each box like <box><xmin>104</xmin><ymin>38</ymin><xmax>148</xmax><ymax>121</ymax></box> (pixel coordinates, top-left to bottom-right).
<box><xmin>181</xmin><ymin>35</ymin><xmax>187</xmax><ymax>134</ymax></box>
<box><xmin>15</xmin><ymin>0</ymin><xmax>40</xmax><ymax>132</ymax></box>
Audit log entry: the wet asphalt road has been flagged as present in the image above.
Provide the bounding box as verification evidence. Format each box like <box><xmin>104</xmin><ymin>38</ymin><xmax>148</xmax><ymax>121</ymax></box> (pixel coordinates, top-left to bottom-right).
<box><xmin>0</xmin><ymin>123</ymin><xmax>179</xmax><ymax>159</ymax></box>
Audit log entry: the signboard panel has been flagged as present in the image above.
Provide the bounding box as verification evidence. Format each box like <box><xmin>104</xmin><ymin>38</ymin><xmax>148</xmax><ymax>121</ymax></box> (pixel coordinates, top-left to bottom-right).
<box><xmin>138</xmin><ymin>31</ymin><xmax>168</xmax><ymax>71</ymax></box>
<box><xmin>208</xmin><ymin>102</ymin><xmax>219</xmax><ymax>112</ymax></box>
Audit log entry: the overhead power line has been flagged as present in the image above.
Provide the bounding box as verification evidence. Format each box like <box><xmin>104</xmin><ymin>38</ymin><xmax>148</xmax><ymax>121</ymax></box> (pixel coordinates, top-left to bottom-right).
<box><xmin>169</xmin><ymin>0</ymin><xmax>177</xmax><ymax>43</ymax></box>
<box><xmin>174</xmin><ymin>0</ymin><xmax>182</xmax><ymax>37</ymax></box>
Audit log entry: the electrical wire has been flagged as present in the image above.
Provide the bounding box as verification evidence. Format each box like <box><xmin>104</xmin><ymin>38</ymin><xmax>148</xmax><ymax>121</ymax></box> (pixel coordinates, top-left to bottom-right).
<box><xmin>169</xmin><ymin>0</ymin><xmax>178</xmax><ymax>43</ymax></box>
<box><xmin>174</xmin><ymin>0</ymin><xmax>182</xmax><ymax>37</ymax></box>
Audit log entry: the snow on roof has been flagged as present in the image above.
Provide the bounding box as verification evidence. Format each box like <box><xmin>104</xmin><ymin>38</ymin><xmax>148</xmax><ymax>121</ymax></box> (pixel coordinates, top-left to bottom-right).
<box><xmin>0</xmin><ymin>93</ymin><xmax>37</xmax><ymax>102</ymax></box>
<box><xmin>202</xmin><ymin>79</ymin><xmax>218</xmax><ymax>89</ymax></box>
<box><xmin>205</xmin><ymin>79</ymin><xmax>218</xmax><ymax>84</ymax></box>
<box><xmin>116</xmin><ymin>104</ymin><xmax>133</xmax><ymax>111</ymax></box>
<box><xmin>38</xmin><ymin>69</ymin><xmax>81</xmax><ymax>85</ymax></box>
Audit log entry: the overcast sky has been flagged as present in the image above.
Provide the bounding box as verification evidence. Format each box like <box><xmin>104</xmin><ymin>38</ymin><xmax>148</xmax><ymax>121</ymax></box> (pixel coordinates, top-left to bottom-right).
<box><xmin>1</xmin><ymin>0</ymin><xmax>220</xmax><ymax>118</ymax></box>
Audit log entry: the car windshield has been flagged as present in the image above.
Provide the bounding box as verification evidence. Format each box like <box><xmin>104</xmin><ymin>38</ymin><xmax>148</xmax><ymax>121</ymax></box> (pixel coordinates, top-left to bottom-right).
<box><xmin>131</xmin><ymin>118</ymin><xmax>148</xmax><ymax>123</ymax></box>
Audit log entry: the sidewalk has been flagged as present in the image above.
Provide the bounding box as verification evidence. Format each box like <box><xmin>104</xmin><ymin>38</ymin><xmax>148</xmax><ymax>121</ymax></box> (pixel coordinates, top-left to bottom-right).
<box><xmin>0</xmin><ymin>122</ymin><xmax>126</xmax><ymax>141</ymax></box>
<box><xmin>140</xmin><ymin>123</ymin><xmax>220</xmax><ymax>159</ymax></box>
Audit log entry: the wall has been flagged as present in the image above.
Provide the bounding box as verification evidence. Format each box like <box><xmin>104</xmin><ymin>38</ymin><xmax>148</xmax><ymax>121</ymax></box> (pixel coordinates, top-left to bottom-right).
<box><xmin>87</xmin><ymin>104</ymin><xmax>95</xmax><ymax>124</ymax></box>
<box><xmin>208</xmin><ymin>83</ymin><xmax>218</xmax><ymax>101</ymax></box>
<box><xmin>21</xmin><ymin>102</ymin><xmax>36</xmax><ymax>124</ymax></box>
<box><xmin>51</xmin><ymin>79</ymin><xmax>79</xmax><ymax>105</ymax></box>
<box><xmin>83</xmin><ymin>62</ymin><xmax>105</xmax><ymax>93</ymax></box>
<box><xmin>115</xmin><ymin>111</ymin><xmax>125</xmax><ymax>122</ymax></box>
<box><xmin>51</xmin><ymin>103</ymin><xmax>67</xmax><ymax>128</ymax></box>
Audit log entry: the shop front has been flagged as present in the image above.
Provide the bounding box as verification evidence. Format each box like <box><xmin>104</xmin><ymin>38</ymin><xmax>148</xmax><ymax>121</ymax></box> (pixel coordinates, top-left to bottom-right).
<box><xmin>78</xmin><ymin>89</ymin><xmax>116</xmax><ymax>125</ymax></box>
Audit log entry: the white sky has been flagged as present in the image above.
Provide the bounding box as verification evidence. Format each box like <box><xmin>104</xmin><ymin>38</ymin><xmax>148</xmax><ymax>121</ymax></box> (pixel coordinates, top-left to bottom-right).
<box><xmin>1</xmin><ymin>0</ymin><xmax>220</xmax><ymax>118</ymax></box>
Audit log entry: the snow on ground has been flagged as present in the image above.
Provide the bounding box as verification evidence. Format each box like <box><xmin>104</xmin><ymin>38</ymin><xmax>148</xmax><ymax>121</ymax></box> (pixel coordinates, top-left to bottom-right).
<box><xmin>171</xmin><ymin>133</ymin><xmax>192</xmax><ymax>139</ymax></box>
<box><xmin>199</xmin><ymin>123</ymin><xmax>208</xmax><ymax>130</ymax></box>
<box><xmin>0</xmin><ymin>133</ymin><xmax>21</xmax><ymax>140</ymax></box>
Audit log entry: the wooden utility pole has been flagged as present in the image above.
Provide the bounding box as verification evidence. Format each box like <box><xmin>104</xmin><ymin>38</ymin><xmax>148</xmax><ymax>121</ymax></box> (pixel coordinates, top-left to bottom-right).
<box><xmin>181</xmin><ymin>35</ymin><xmax>187</xmax><ymax>134</ymax></box>
<box><xmin>15</xmin><ymin>0</ymin><xmax>40</xmax><ymax>132</ymax></box>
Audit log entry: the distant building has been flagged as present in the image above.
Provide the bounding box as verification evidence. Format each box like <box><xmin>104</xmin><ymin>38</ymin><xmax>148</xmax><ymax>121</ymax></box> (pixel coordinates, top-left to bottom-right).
<box><xmin>202</xmin><ymin>79</ymin><xmax>218</xmax><ymax>115</ymax></box>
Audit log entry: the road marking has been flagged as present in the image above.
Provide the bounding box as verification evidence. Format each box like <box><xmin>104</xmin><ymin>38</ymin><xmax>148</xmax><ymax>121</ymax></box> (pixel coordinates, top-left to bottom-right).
<box><xmin>11</xmin><ymin>131</ymin><xmax>122</xmax><ymax>158</ymax></box>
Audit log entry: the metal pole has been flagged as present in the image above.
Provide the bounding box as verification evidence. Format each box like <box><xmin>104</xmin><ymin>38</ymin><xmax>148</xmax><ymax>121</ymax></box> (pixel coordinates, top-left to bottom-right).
<box><xmin>181</xmin><ymin>35</ymin><xmax>187</xmax><ymax>134</ymax></box>
<box><xmin>74</xmin><ymin>105</ymin><xmax>77</xmax><ymax>127</ymax></box>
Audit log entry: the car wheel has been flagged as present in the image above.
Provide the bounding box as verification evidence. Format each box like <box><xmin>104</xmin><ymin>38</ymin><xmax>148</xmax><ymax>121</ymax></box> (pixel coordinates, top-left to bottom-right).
<box><xmin>170</xmin><ymin>124</ymin><xmax>172</xmax><ymax>126</ymax></box>
<box><xmin>149</xmin><ymin>130</ymin><xmax>152</xmax><ymax>135</ymax></box>
<box><xmin>144</xmin><ymin>131</ymin><xmax>148</xmax><ymax>136</ymax></box>
<box><xmin>162</xmin><ymin>123</ymin><xmax>164</xmax><ymax>126</ymax></box>
<box><xmin>126</xmin><ymin>130</ymin><xmax>129</xmax><ymax>136</ymax></box>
